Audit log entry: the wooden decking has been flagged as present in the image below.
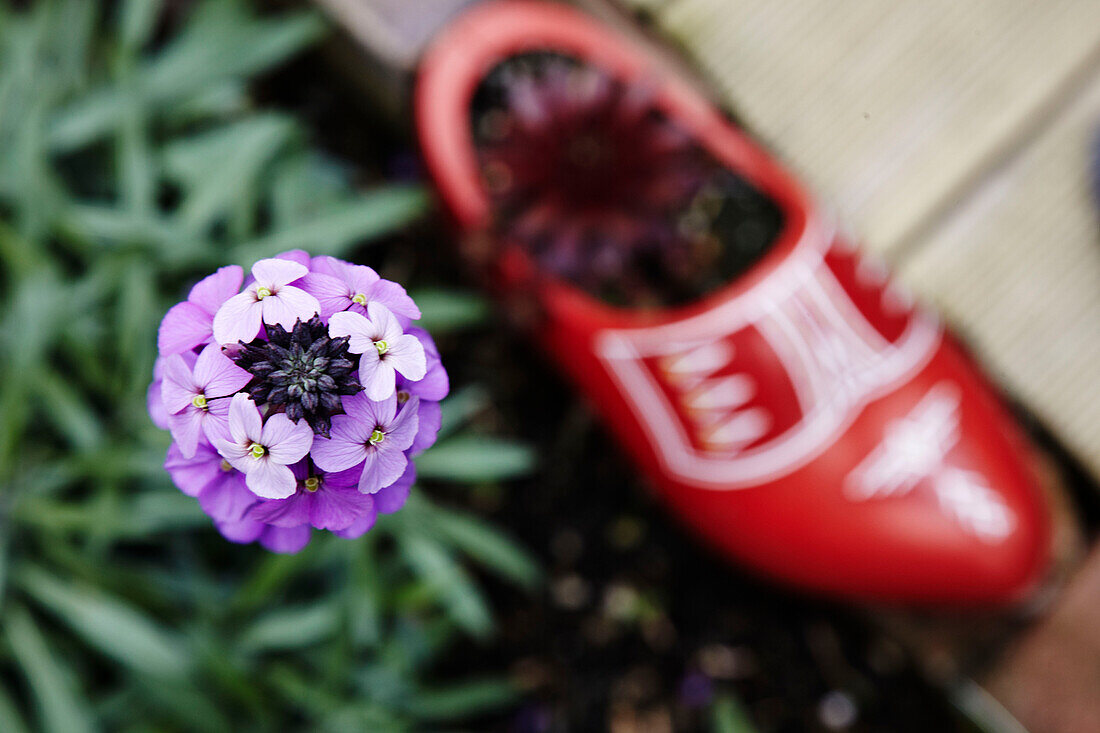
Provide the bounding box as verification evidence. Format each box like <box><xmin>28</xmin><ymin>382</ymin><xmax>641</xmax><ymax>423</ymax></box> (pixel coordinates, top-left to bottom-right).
<box><xmin>625</xmin><ymin>0</ymin><xmax>1100</xmax><ymax>478</ymax></box>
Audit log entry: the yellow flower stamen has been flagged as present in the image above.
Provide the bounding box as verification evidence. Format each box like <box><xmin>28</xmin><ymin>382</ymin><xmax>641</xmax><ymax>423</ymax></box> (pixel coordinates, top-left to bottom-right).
<box><xmin>256</xmin><ymin>286</ymin><xmax>272</xmax><ymax>300</ymax></box>
<box><xmin>351</xmin><ymin>293</ymin><xmax>368</xmax><ymax>306</ymax></box>
<box><xmin>396</xmin><ymin>390</ymin><xmax>410</xmax><ymax>404</ymax></box>
<box><xmin>248</xmin><ymin>442</ymin><xmax>266</xmax><ymax>459</ymax></box>
<box><xmin>368</xmin><ymin>428</ymin><xmax>385</xmax><ymax>446</ymax></box>
<box><xmin>304</xmin><ymin>476</ymin><xmax>320</xmax><ymax>492</ymax></box>
<box><xmin>191</xmin><ymin>394</ymin><xmax>208</xmax><ymax>410</ymax></box>
<box><xmin>374</xmin><ymin>340</ymin><xmax>388</xmax><ymax>356</ymax></box>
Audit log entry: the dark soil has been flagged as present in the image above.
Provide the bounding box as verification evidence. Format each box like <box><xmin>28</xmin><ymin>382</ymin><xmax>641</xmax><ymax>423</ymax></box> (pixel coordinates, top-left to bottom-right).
<box><xmin>254</xmin><ymin>41</ymin><xmax>1000</xmax><ymax>733</ymax></box>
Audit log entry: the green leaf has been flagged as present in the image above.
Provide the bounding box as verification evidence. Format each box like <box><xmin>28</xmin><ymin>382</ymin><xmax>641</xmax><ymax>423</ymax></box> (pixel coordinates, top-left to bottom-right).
<box><xmin>31</xmin><ymin>369</ymin><xmax>103</xmax><ymax>452</ymax></box>
<box><xmin>415</xmin><ymin>436</ymin><xmax>537</xmax><ymax>482</ymax></box>
<box><xmin>0</xmin><ymin>677</ymin><xmax>31</xmax><ymax>733</ymax></box>
<box><xmin>47</xmin><ymin>5</ymin><xmax>323</xmax><ymax>151</ymax></box>
<box><xmin>233</xmin><ymin>185</ymin><xmax>429</xmax><ymax>262</ymax></box>
<box><xmin>420</xmin><ymin>501</ymin><xmax>541</xmax><ymax>589</ymax></box>
<box><xmin>4</xmin><ymin>605</ymin><xmax>96</xmax><ymax>733</ymax></box>
<box><xmin>163</xmin><ymin>115</ymin><xmax>296</xmax><ymax>233</ymax></box>
<box><xmin>410</xmin><ymin>288</ymin><xmax>490</xmax><ymax>333</ymax></box>
<box><xmin>16</xmin><ymin>565</ymin><xmax>193</xmax><ymax>679</ymax></box>
<box><xmin>398</xmin><ymin>533</ymin><xmax>492</xmax><ymax>638</ymax></box>
<box><xmin>436</xmin><ymin>386</ymin><xmax>488</xmax><ymax>441</ymax></box>
<box><xmin>405</xmin><ymin>679</ymin><xmax>517</xmax><ymax>721</ymax></box>
<box><xmin>239</xmin><ymin>600</ymin><xmax>341</xmax><ymax>653</ymax></box>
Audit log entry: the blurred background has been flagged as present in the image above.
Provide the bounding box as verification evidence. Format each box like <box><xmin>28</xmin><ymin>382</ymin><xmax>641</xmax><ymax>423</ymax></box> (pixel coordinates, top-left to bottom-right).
<box><xmin>0</xmin><ymin>0</ymin><xmax>1097</xmax><ymax>731</ymax></box>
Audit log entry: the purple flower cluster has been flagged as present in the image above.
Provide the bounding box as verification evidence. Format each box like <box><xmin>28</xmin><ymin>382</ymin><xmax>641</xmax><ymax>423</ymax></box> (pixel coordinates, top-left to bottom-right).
<box><xmin>149</xmin><ymin>251</ymin><xmax>448</xmax><ymax>553</ymax></box>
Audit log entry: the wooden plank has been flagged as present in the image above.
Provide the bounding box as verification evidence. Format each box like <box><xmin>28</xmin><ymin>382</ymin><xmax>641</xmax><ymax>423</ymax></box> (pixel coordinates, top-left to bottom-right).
<box><xmin>636</xmin><ymin>0</ymin><xmax>1100</xmax><ymax>255</ymax></box>
<box><xmin>899</xmin><ymin>71</ymin><xmax>1100</xmax><ymax>478</ymax></box>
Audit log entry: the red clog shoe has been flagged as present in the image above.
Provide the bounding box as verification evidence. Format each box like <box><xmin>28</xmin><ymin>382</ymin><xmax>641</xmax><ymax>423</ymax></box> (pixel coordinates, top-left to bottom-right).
<box><xmin>415</xmin><ymin>0</ymin><xmax>1052</xmax><ymax>605</ymax></box>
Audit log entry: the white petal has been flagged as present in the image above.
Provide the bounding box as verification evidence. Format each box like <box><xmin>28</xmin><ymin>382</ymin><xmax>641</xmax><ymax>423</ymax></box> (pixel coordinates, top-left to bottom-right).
<box><xmin>245</xmin><ymin>459</ymin><xmax>296</xmax><ymax>499</ymax></box>
<box><xmin>260</xmin><ymin>286</ymin><xmax>319</xmax><ymax>331</ymax></box>
<box><xmin>228</xmin><ymin>393</ymin><xmax>262</xmax><ymax>444</ymax></box>
<box><xmin>386</xmin><ymin>334</ymin><xmax>427</xmax><ymax>382</ymax></box>
<box><xmin>252</xmin><ymin>258</ymin><xmax>308</xmax><ymax>288</ymax></box>
<box><xmin>367</xmin><ymin>301</ymin><xmax>403</xmax><ymax>342</ymax></box>
<box><xmin>360</xmin><ymin>353</ymin><xmax>396</xmax><ymax>401</ymax></box>
<box><xmin>261</xmin><ymin>413</ymin><xmax>314</xmax><ymax>464</ymax></box>
<box><xmin>328</xmin><ymin>310</ymin><xmax>376</xmax><ymax>354</ymax></box>
<box><xmin>212</xmin><ymin>292</ymin><xmax>263</xmax><ymax>345</ymax></box>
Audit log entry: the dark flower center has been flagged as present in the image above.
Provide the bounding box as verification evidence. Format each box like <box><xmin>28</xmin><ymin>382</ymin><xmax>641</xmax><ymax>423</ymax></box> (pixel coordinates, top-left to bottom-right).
<box><xmin>232</xmin><ymin>316</ymin><xmax>361</xmax><ymax>437</ymax></box>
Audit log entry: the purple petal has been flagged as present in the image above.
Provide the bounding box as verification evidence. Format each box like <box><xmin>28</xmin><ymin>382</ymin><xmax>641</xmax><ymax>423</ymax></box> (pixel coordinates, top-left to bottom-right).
<box><xmin>344</xmin><ymin>263</ymin><xmax>381</xmax><ymax>294</ymax></box>
<box><xmin>332</xmin><ymin>509</ymin><xmax>378</xmax><ymax>539</ymax></box>
<box><xmin>259</xmin><ymin>525</ymin><xmax>311</xmax><ymax>554</ymax></box>
<box><xmin>323</xmin><ymin>464</ymin><xmax>363</xmax><ymax>490</ymax></box>
<box><xmin>164</xmin><ymin>442</ymin><xmax>222</xmax><ymax>498</ymax></box>
<box><xmin>189</xmin><ymin>265</ymin><xmax>244</xmax><ymax>315</ymax></box>
<box><xmin>308</xmin><ymin>255</ymin><xmax>346</xmax><ymax>278</ymax></box>
<box><xmin>274</xmin><ymin>250</ymin><xmax>311</xmax><ymax>269</ymax></box>
<box><xmin>193</xmin><ymin>343</ymin><xmax>251</xmax><ymax>397</ymax></box>
<box><xmin>360</xmin><ymin>444</ymin><xmax>406</xmax><ymax>495</ymax></box>
<box><xmin>385</xmin><ymin>396</ymin><xmax>419</xmax><ymax>452</ymax></box>
<box><xmin>168</xmin><ymin>408</ymin><xmax>204</xmax><ymax>458</ymax></box>
<box><xmin>216</xmin><ymin>437</ymin><xmax>252</xmax><ymax>473</ymax></box>
<box><xmin>328</xmin><ymin>310</ymin><xmax>375</xmax><ymax>353</ymax></box>
<box><xmin>311</xmin><ymin>425</ymin><xmax>368</xmax><ymax>473</ymax></box>
<box><xmin>370</xmin><ymin>278</ymin><xmax>421</xmax><ymax>320</ymax></box>
<box><xmin>197</xmin><ymin>471</ymin><xmax>256</xmax><ymax>523</ymax></box>
<box><xmin>161</xmin><ymin>354</ymin><xmax>198</xmax><ymax>414</ymax></box>
<box><xmin>216</xmin><ymin>518</ymin><xmax>265</xmax><ymax>544</ymax></box>
<box><xmin>374</xmin><ymin>463</ymin><xmax>415</xmax><ymax>513</ymax></box>
<box><xmin>409</xmin><ymin>399</ymin><xmax>441</xmax><ymax>454</ymax></box>
<box><xmin>200</xmin><ymin>402</ymin><xmax>233</xmax><ymax>446</ymax></box>
<box><xmin>158</xmin><ymin>301</ymin><xmax>212</xmax><ymax>356</ymax></box>
<box><xmin>245</xmin><ymin>459</ymin><xmax>296</xmax><ymax>499</ymax></box>
<box><xmin>261</xmin><ymin>413</ymin><xmax>313</xmax><ymax>465</ymax></box>
<box><xmin>373</xmin><ymin>393</ymin><xmax>397</xmax><ymax>426</ymax></box>
<box><xmin>147</xmin><ymin>378</ymin><xmax>170</xmax><ymax>430</ymax></box>
<box><xmin>308</xmin><ymin>485</ymin><xmax>374</xmax><ymax>531</ymax></box>
<box><xmin>212</xmin><ymin>292</ymin><xmax>263</xmax><ymax>345</ymax></box>
<box><xmin>402</xmin><ymin>354</ymin><xmax>449</xmax><ymax>401</ymax></box>
<box><xmin>386</xmin><ymin>334</ymin><xmax>426</xmax><ymax>382</ymax></box>
<box><xmin>252</xmin><ymin>258</ymin><xmax>308</xmax><ymax>288</ymax></box>
<box><xmin>339</xmin><ymin>391</ymin><xmax>381</xmax><ymax>426</ymax></box>
<box><xmin>228</xmin><ymin>393</ymin><xmax>262</xmax><ymax>444</ymax></box>
<box><xmin>246</xmin><ymin>493</ymin><xmax>311</xmax><ymax>528</ymax></box>
<box><xmin>299</xmin><ymin>272</ymin><xmax>351</xmax><ymax>318</ymax></box>
<box><xmin>356</xmin><ymin>449</ymin><xmax>382</xmax><ymax>494</ymax></box>
<box><xmin>408</xmin><ymin>327</ymin><xmax>440</xmax><ymax>360</ymax></box>
<box><xmin>260</xmin><ymin>285</ymin><xmax>319</xmax><ymax>331</ymax></box>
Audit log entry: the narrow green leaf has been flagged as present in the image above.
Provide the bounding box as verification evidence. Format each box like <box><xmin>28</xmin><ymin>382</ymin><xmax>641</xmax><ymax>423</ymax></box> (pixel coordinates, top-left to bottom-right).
<box><xmin>436</xmin><ymin>386</ymin><xmax>488</xmax><ymax>441</ymax></box>
<box><xmin>31</xmin><ymin>370</ymin><xmax>103</xmax><ymax>452</ymax></box>
<box><xmin>410</xmin><ymin>288</ymin><xmax>490</xmax><ymax>333</ymax></box>
<box><xmin>415</xmin><ymin>436</ymin><xmax>536</xmax><ymax>482</ymax></box>
<box><xmin>233</xmin><ymin>186</ymin><xmax>429</xmax><ymax>263</ymax></box>
<box><xmin>399</xmin><ymin>533</ymin><xmax>492</xmax><ymax>637</ymax></box>
<box><xmin>17</xmin><ymin>564</ymin><xmax>193</xmax><ymax>679</ymax></box>
<box><xmin>422</xmin><ymin>502</ymin><xmax>541</xmax><ymax>589</ymax></box>
<box><xmin>4</xmin><ymin>605</ymin><xmax>96</xmax><ymax>733</ymax></box>
<box><xmin>406</xmin><ymin>679</ymin><xmax>517</xmax><ymax>721</ymax></box>
<box><xmin>239</xmin><ymin>601</ymin><xmax>341</xmax><ymax>653</ymax></box>
<box><xmin>0</xmin><ymin>677</ymin><xmax>31</xmax><ymax>733</ymax></box>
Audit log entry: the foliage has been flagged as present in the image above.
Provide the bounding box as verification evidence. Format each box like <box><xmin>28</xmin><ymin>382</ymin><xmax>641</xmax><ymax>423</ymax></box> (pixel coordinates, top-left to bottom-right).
<box><xmin>0</xmin><ymin>0</ymin><xmax>538</xmax><ymax>729</ymax></box>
